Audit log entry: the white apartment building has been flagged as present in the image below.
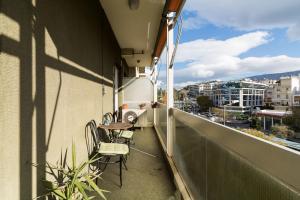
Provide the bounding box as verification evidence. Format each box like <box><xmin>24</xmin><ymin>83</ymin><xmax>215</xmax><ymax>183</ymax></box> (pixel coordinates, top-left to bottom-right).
<box><xmin>181</xmin><ymin>84</ymin><xmax>200</xmax><ymax>99</ymax></box>
<box><xmin>196</xmin><ymin>80</ymin><xmax>267</xmax><ymax>113</ymax></box>
<box><xmin>264</xmin><ymin>86</ymin><xmax>274</xmax><ymax>106</ymax></box>
<box><xmin>199</xmin><ymin>80</ymin><xmax>220</xmax><ymax>97</ymax></box>
<box><xmin>271</xmin><ymin>76</ymin><xmax>300</xmax><ymax>106</ymax></box>
<box><xmin>212</xmin><ymin>81</ymin><xmax>267</xmax><ymax>113</ymax></box>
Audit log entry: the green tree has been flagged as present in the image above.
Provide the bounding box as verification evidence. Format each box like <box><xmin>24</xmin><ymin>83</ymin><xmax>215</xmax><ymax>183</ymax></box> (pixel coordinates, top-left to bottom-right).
<box><xmin>196</xmin><ymin>96</ymin><xmax>213</xmax><ymax>112</ymax></box>
<box><xmin>250</xmin><ymin>116</ymin><xmax>262</xmax><ymax>130</ymax></box>
<box><xmin>283</xmin><ymin>106</ymin><xmax>300</xmax><ymax>132</ymax></box>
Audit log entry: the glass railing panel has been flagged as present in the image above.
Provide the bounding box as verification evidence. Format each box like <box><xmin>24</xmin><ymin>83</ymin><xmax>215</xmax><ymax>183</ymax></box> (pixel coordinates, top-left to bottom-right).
<box><xmin>173</xmin><ymin>117</ymin><xmax>207</xmax><ymax>199</ymax></box>
<box><xmin>172</xmin><ymin>108</ymin><xmax>300</xmax><ymax>200</ymax></box>
<box><xmin>154</xmin><ymin>103</ymin><xmax>167</xmax><ymax>148</ymax></box>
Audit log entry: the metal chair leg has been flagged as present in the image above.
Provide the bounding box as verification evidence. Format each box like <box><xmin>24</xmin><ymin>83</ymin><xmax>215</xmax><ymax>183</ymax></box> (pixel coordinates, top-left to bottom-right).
<box><xmin>122</xmin><ymin>158</ymin><xmax>128</xmax><ymax>170</ymax></box>
<box><xmin>102</xmin><ymin>157</ymin><xmax>111</xmax><ymax>171</ymax></box>
<box><xmin>119</xmin><ymin>156</ymin><xmax>123</xmax><ymax>187</ymax></box>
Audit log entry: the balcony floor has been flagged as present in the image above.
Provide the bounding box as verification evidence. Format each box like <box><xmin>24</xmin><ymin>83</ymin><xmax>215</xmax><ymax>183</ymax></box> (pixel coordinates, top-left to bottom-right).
<box><xmin>97</xmin><ymin>127</ymin><xmax>176</xmax><ymax>200</ymax></box>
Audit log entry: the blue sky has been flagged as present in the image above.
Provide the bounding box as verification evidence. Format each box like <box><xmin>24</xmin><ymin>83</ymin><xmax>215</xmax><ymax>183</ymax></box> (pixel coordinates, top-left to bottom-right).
<box><xmin>158</xmin><ymin>0</ymin><xmax>300</xmax><ymax>88</ymax></box>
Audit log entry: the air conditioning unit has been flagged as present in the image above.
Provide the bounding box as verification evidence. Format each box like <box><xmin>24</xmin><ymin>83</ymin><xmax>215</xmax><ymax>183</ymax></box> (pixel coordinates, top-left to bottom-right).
<box><xmin>122</xmin><ymin>109</ymin><xmax>147</xmax><ymax>128</ymax></box>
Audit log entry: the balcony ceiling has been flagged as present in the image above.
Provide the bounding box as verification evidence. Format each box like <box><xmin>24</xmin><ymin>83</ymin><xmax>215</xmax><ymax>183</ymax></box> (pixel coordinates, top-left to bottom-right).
<box><xmin>99</xmin><ymin>0</ymin><xmax>165</xmax><ymax>68</ymax></box>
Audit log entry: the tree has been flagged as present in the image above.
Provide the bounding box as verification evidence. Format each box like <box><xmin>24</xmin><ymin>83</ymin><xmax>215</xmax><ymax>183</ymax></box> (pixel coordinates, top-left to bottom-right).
<box><xmin>250</xmin><ymin>116</ymin><xmax>262</xmax><ymax>130</ymax></box>
<box><xmin>178</xmin><ymin>89</ymin><xmax>188</xmax><ymax>101</ymax></box>
<box><xmin>283</xmin><ymin>106</ymin><xmax>300</xmax><ymax>132</ymax></box>
<box><xmin>196</xmin><ymin>96</ymin><xmax>213</xmax><ymax>112</ymax></box>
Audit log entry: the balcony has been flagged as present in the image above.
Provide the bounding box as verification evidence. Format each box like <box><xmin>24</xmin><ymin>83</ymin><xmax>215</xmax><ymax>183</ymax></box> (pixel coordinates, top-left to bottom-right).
<box><xmin>94</xmin><ymin>103</ymin><xmax>300</xmax><ymax>199</ymax></box>
<box><xmin>1</xmin><ymin>0</ymin><xmax>300</xmax><ymax>199</ymax></box>
<box><xmin>99</xmin><ymin>128</ymin><xmax>177</xmax><ymax>200</ymax></box>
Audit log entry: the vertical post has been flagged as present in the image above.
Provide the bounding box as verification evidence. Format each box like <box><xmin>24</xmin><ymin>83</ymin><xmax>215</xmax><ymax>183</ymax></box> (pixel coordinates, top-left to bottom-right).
<box><xmin>153</xmin><ymin>63</ymin><xmax>158</xmax><ymax>125</ymax></box>
<box><xmin>263</xmin><ymin>116</ymin><xmax>266</xmax><ymax>130</ymax></box>
<box><xmin>153</xmin><ymin>64</ymin><xmax>158</xmax><ymax>103</ymax></box>
<box><xmin>271</xmin><ymin>117</ymin><xmax>274</xmax><ymax>127</ymax></box>
<box><xmin>223</xmin><ymin>105</ymin><xmax>226</xmax><ymax>125</ymax></box>
<box><xmin>166</xmin><ymin>12</ymin><xmax>175</xmax><ymax>156</ymax></box>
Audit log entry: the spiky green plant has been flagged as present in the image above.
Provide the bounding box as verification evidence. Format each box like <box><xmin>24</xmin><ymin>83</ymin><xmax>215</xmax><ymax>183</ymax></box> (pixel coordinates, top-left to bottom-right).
<box><xmin>34</xmin><ymin>142</ymin><xmax>108</xmax><ymax>200</ymax></box>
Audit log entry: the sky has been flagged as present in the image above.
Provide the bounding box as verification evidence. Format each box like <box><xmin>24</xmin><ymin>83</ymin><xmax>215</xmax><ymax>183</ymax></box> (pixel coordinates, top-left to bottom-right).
<box><xmin>157</xmin><ymin>0</ymin><xmax>300</xmax><ymax>89</ymax></box>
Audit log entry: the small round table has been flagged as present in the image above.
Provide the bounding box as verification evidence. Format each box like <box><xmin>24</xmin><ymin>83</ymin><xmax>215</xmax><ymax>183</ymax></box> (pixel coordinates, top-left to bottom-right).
<box><xmin>98</xmin><ymin>122</ymin><xmax>133</xmax><ymax>131</ymax></box>
<box><xmin>98</xmin><ymin>122</ymin><xmax>133</xmax><ymax>142</ymax></box>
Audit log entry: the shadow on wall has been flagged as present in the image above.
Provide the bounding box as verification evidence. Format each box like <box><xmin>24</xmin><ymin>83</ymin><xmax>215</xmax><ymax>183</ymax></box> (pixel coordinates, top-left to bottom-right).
<box><xmin>1</xmin><ymin>0</ymin><xmax>120</xmax><ymax>199</ymax></box>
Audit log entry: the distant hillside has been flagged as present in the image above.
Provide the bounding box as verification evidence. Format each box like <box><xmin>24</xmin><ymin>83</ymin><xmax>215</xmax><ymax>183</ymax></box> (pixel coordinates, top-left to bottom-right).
<box><xmin>247</xmin><ymin>70</ymin><xmax>300</xmax><ymax>81</ymax></box>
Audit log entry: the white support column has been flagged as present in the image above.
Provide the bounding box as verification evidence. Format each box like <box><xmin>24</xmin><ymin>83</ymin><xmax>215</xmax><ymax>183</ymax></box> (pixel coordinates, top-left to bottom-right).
<box><xmin>153</xmin><ymin>63</ymin><xmax>158</xmax><ymax>126</ymax></box>
<box><xmin>153</xmin><ymin>64</ymin><xmax>158</xmax><ymax>103</ymax></box>
<box><xmin>166</xmin><ymin>12</ymin><xmax>175</xmax><ymax>156</ymax></box>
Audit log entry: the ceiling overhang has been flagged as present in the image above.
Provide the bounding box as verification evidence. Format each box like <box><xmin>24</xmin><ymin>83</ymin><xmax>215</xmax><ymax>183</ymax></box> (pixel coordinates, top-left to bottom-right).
<box><xmin>99</xmin><ymin>0</ymin><xmax>185</xmax><ymax>68</ymax></box>
<box><xmin>99</xmin><ymin>0</ymin><xmax>165</xmax><ymax>68</ymax></box>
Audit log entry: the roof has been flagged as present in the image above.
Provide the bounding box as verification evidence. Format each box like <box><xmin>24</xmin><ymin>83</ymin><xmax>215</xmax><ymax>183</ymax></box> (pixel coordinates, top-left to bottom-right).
<box><xmin>255</xmin><ymin>110</ymin><xmax>292</xmax><ymax>118</ymax></box>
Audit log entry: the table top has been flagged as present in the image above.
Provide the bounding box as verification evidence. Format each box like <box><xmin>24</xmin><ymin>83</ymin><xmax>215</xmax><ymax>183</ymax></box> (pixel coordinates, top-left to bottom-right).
<box><xmin>98</xmin><ymin>122</ymin><xmax>133</xmax><ymax>130</ymax></box>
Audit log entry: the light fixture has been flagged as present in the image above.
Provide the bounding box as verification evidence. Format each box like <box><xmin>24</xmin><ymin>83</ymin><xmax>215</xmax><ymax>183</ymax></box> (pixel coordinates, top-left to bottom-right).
<box><xmin>128</xmin><ymin>0</ymin><xmax>139</xmax><ymax>10</ymax></box>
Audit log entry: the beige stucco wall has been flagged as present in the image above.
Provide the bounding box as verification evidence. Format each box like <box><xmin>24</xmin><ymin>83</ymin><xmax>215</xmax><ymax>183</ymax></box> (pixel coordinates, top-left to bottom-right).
<box><xmin>0</xmin><ymin>0</ymin><xmax>120</xmax><ymax>199</ymax></box>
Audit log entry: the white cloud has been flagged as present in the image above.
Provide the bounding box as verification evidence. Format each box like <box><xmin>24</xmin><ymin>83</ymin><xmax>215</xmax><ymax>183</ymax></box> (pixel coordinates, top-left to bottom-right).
<box><xmin>182</xmin><ymin>17</ymin><xmax>204</xmax><ymax>30</ymax></box>
<box><xmin>287</xmin><ymin>23</ymin><xmax>300</xmax><ymax>41</ymax></box>
<box><xmin>156</xmin><ymin>80</ymin><xmax>164</xmax><ymax>88</ymax></box>
<box><xmin>176</xmin><ymin>31</ymin><xmax>270</xmax><ymax>63</ymax></box>
<box><xmin>183</xmin><ymin>0</ymin><xmax>300</xmax><ymax>41</ymax></box>
<box><xmin>172</xmin><ymin>31</ymin><xmax>300</xmax><ymax>84</ymax></box>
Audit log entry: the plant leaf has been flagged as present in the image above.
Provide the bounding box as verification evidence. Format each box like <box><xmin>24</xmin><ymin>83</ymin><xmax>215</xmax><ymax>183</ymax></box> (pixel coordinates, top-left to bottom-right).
<box><xmin>72</xmin><ymin>142</ymin><xmax>76</xmax><ymax>170</ymax></box>
<box><xmin>85</xmin><ymin>175</ymin><xmax>108</xmax><ymax>200</ymax></box>
<box><xmin>46</xmin><ymin>162</ymin><xmax>60</xmax><ymax>182</ymax></box>
<box><xmin>42</xmin><ymin>180</ymin><xmax>66</xmax><ymax>199</ymax></box>
<box><xmin>74</xmin><ymin>180</ymin><xmax>89</xmax><ymax>200</ymax></box>
<box><xmin>80</xmin><ymin>182</ymin><xmax>93</xmax><ymax>192</ymax></box>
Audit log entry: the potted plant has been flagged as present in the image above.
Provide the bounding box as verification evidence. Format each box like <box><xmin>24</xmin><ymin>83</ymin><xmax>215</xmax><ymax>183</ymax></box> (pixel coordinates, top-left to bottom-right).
<box><xmin>139</xmin><ymin>103</ymin><xmax>146</xmax><ymax>109</ymax></box>
<box><xmin>34</xmin><ymin>142</ymin><xmax>108</xmax><ymax>200</ymax></box>
<box><xmin>151</xmin><ymin>102</ymin><xmax>159</xmax><ymax>108</ymax></box>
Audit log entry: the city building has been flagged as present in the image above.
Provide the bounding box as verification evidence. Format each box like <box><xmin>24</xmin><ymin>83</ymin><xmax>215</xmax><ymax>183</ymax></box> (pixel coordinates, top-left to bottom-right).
<box><xmin>260</xmin><ymin>80</ymin><xmax>277</xmax><ymax>107</ymax></box>
<box><xmin>210</xmin><ymin>80</ymin><xmax>267</xmax><ymax>113</ymax></box>
<box><xmin>182</xmin><ymin>84</ymin><xmax>200</xmax><ymax>99</ymax></box>
<box><xmin>272</xmin><ymin>76</ymin><xmax>300</xmax><ymax>107</ymax></box>
<box><xmin>294</xmin><ymin>91</ymin><xmax>300</xmax><ymax>106</ymax></box>
<box><xmin>199</xmin><ymin>80</ymin><xmax>220</xmax><ymax>97</ymax></box>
